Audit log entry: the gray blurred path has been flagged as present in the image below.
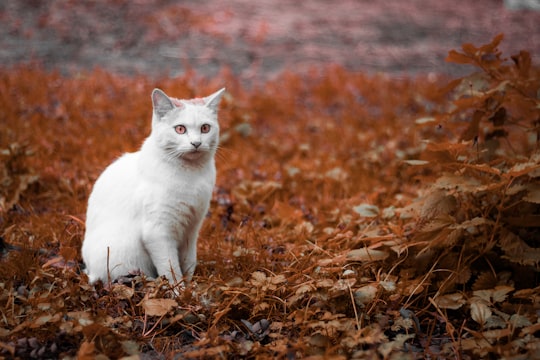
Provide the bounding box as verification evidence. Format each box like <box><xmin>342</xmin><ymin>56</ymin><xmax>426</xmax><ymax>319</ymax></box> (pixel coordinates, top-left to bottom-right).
<box><xmin>1</xmin><ymin>0</ymin><xmax>539</xmax><ymax>81</ymax></box>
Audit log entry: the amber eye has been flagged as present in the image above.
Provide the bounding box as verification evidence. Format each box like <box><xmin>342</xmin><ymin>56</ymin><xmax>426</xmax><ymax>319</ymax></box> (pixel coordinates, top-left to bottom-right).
<box><xmin>201</xmin><ymin>124</ymin><xmax>211</xmax><ymax>133</ymax></box>
<box><xmin>174</xmin><ymin>125</ymin><xmax>186</xmax><ymax>134</ymax></box>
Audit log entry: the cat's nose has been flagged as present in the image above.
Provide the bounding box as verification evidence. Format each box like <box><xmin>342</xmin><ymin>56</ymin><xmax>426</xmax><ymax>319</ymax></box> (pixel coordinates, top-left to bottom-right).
<box><xmin>191</xmin><ymin>141</ymin><xmax>202</xmax><ymax>149</ymax></box>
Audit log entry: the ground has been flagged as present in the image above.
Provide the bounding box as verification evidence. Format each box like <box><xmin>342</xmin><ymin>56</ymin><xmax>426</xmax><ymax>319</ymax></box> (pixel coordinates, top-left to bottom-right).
<box><xmin>1</xmin><ymin>1</ymin><xmax>540</xmax><ymax>359</ymax></box>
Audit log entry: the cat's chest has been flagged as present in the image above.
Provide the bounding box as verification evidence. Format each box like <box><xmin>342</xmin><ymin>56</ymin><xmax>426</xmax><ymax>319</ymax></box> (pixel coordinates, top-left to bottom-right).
<box><xmin>137</xmin><ymin>168</ymin><xmax>213</xmax><ymax>217</ymax></box>
<box><xmin>144</xmin><ymin>180</ymin><xmax>209</xmax><ymax>205</ymax></box>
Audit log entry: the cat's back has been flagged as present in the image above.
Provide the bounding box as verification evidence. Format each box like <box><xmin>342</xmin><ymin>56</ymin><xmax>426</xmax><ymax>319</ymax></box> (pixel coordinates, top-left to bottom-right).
<box><xmin>93</xmin><ymin>151</ymin><xmax>139</xmax><ymax>188</ymax></box>
<box><xmin>86</xmin><ymin>151</ymin><xmax>141</xmax><ymax>219</ymax></box>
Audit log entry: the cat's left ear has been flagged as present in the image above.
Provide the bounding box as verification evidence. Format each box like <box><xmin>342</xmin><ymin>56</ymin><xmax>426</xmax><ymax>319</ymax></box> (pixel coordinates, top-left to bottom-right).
<box><xmin>152</xmin><ymin>88</ymin><xmax>175</xmax><ymax>118</ymax></box>
<box><xmin>204</xmin><ymin>88</ymin><xmax>226</xmax><ymax>113</ymax></box>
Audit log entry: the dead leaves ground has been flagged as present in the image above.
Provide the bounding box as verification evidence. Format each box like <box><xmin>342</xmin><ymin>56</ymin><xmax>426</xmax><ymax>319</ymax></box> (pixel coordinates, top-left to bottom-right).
<box><xmin>1</xmin><ymin>37</ymin><xmax>539</xmax><ymax>359</ymax></box>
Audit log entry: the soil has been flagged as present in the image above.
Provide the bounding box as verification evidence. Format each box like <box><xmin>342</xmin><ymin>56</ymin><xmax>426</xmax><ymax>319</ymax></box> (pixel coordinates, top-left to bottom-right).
<box><xmin>1</xmin><ymin>0</ymin><xmax>539</xmax><ymax>82</ymax></box>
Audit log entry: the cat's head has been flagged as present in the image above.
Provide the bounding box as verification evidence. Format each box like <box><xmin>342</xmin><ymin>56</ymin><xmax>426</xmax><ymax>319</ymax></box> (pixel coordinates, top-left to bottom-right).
<box><xmin>150</xmin><ymin>88</ymin><xmax>225</xmax><ymax>164</ymax></box>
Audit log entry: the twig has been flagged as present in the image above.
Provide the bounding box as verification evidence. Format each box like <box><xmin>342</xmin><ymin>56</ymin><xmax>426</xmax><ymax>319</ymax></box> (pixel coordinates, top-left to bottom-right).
<box><xmin>107</xmin><ymin>246</ymin><xmax>111</xmax><ymax>288</ymax></box>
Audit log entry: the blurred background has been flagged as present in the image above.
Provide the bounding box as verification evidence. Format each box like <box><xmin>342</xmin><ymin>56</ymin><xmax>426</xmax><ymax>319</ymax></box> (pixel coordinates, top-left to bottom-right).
<box><xmin>1</xmin><ymin>0</ymin><xmax>539</xmax><ymax>83</ymax></box>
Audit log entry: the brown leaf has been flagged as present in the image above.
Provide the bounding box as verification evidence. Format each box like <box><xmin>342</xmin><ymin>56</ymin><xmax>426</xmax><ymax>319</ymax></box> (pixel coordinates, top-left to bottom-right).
<box><xmin>499</xmin><ymin>231</ymin><xmax>540</xmax><ymax>268</ymax></box>
<box><xmin>507</xmin><ymin>162</ymin><xmax>540</xmax><ymax>178</ymax></box>
<box><xmin>352</xmin><ymin>204</ymin><xmax>380</xmax><ymax>217</ymax></box>
<box><xmin>446</xmin><ymin>49</ymin><xmax>475</xmax><ymax>65</ymax></box>
<box><xmin>0</xmin><ymin>174</ymin><xmax>39</xmax><ymax>212</ymax></box>
<box><xmin>250</xmin><ymin>271</ymin><xmax>267</xmax><ymax>286</ymax></box>
<box><xmin>472</xmin><ymin>272</ymin><xmax>498</xmax><ymax>291</ymax></box>
<box><xmin>473</xmin><ymin>286</ymin><xmax>514</xmax><ymax>304</ymax></box>
<box><xmin>470</xmin><ymin>300</ymin><xmax>492</xmax><ymax>325</ymax></box>
<box><xmin>511</xmin><ymin>50</ymin><xmax>532</xmax><ymax>77</ymax></box>
<box><xmin>434</xmin><ymin>174</ymin><xmax>482</xmax><ymax>193</ymax></box>
<box><xmin>353</xmin><ymin>284</ymin><xmax>378</xmax><ymax>307</ymax></box>
<box><xmin>433</xmin><ymin>293</ymin><xmax>466</xmax><ymax>310</ymax></box>
<box><xmin>77</xmin><ymin>340</ymin><xmax>96</xmax><ymax>360</ymax></box>
<box><xmin>420</xmin><ymin>190</ymin><xmax>458</xmax><ymax>219</ymax></box>
<box><xmin>479</xmin><ymin>33</ymin><xmax>504</xmax><ymax>54</ymax></box>
<box><xmin>460</xmin><ymin>110</ymin><xmax>484</xmax><ymax>141</ymax></box>
<box><xmin>111</xmin><ymin>284</ymin><xmax>135</xmax><ymax>300</ymax></box>
<box><xmin>82</xmin><ymin>323</ymin><xmax>109</xmax><ymax>339</ymax></box>
<box><xmin>461</xmin><ymin>42</ymin><xmax>478</xmax><ymax>56</ymax></box>
<box><xmin>451</xmin><ymin>217</ymin><xmax>493</xmax><ymax>230</ymax></box>
<box><xmin>140</xmin><ymin>298</ymin><xmax>178</xmax><ymax>317</ymax></box>
<box><xmin>488</xmin><ymin>107</ymin><xmax>506</xmax><ymax>126</ymax></box>
<box><xmin>346</xmin><ymin>248</ymin><xmax>389</xmax><ymax>262</ymax></box>
<box><xmin>403</xmin><ymin>160</ymin><xmax>429</xmax><ymax>166</ymax></box>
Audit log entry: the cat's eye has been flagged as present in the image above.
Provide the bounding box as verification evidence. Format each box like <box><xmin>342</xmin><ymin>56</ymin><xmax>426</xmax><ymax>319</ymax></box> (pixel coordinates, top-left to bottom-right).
<box><xmin>201</xmin><ymin>124</ymin><xmax>211</xmax><ymax>133</ymax></box>
<box><xmin>174</xmin><ymin>125</ymin><xmax>186</xmax><ymax>134</ymax></box>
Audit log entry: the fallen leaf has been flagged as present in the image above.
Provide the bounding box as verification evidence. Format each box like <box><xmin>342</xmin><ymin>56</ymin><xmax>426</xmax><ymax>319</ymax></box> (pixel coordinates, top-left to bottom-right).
<box><xmin>470</xmin><ymin>301</ymin><xmax>492</xmax><ymax>325</ymax></box>
<box><xmin>353</xmin><ymin>204</ymin><xmax>380</xmax><ymax>217</ymax></box>
<box><xmin>140</xmin><ymin>298</ymin><xmax>178</xmax><ymax>317</ymax></box>
<box><xmin>433</xmin><ymin>293</ymin><xmax>466</xmax><ymax>310</ymax></box>
<box><xmin>347</xmin><ymin>248</ymin><xmax>389</xmax><ymax>262</ymax></box>
<box><xmin>523</xmin><ymin>183</ymin><xmax>540</xmax><ymax>203</ymax></box>
<box><xmin>354</xmin><ymin>284</ymin><xmax>378</xmax><ymax>307</ymax></box>
<box><xmin>112</xmin><ymin>284</ymin><xmax>135</xmax><ymax>300</ymax></box>
<box><xmin>77</xmin><ymin>340</ymin><xmax>96</xmax><ymax>360</ymax></box>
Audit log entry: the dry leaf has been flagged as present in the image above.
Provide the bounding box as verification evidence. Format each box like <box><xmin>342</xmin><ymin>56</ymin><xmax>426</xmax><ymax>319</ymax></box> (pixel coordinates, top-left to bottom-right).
<box><xmin>270</xmin><ymin>274</ymin><xmax>287</xmax><ymax>285</ymax></box>
<box><xmin>433</xmin><ymin>293</ymin><xmax>466</xmax><ymax>310</ymax></box>
<box><xmin>378</xmin><ymin>333</ymin><xmax>415</xmax><ymax>358</ymax></box>
<box><xmin>251</xmin><ymin>271</ymin><xmax>267</xmax><ymax>286</ymax></box>
<box><xmin>140</xmin><ymin>298</ymin><xmax>178</xmax><ymax>317</ymax></box>
<box><xmin>415</xmin><ymin>116</ymin><xmax>436</xmax><ymax>124</ymax></box>
<box><xmin>507</xmin><ymin>162</ymin><xmax>540</xmax><ymax>177</ymax></box>
<box><xmin>354</xmin><ymin>284</ymin><xmax>378</xmax><ymax>307</ymax></box>
<box><xmin>77</xmin><ymin>340</ymin><xmax>96</xmax><ymax>360</ymax></box>
<box><xmin>473</xmin><ymin>286</ymin><xmax>514</xmax><ymax>304</ymax></box>
<box><xmin>451</xmin><ymin>217</ymin><xmax>493</xmax><ymax>230</ymax></box>
<box><xmin>434</xmin><ymin>175</ymin><xmax>481</xmax><ymax>193</ymax></box>
<box><xmin>509</xmin><ymin>314</ymin><xmax>532</xmax><ymax>328</ymax></box>
<box><xmin>346</xmin><ymin>248</ymin><xmax>389</xmax><ymax>262</ymax></box>
<box><xmin>420</xmin><ymin>190</ymin><xmax>457</xmax><ymax>219</ymax></box>
<box><xmin>353</xmin><ymin>204</ymin><xmax>380</xmax><ymax>217</ymax></box>
<box><xmin>295</xmin><ymin>283</ymin><xmax>315</xmax><ymax>295</ymax></box>
<box><xmin>112</xmin><ymin>284</ymin><xmax>135</xmax><ymax>300</ymax></box>
<box><xmin>470</xmin><ymin>301</ymin><xmax>492</xmax><ymax>325</ymax></box>
<box><xmin>403</xmin><ymin>160</ymin><xmax>429</xmax><ymax>166</ymax></box>
<box><xmin>523</xmin><ymin>183</ymin><xmax>540</xmax><ymax>203</ymax></box>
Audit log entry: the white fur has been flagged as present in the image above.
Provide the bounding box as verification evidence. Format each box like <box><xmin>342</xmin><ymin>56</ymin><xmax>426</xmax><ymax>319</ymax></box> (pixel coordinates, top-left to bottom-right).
<box><xmin>82</xmin><ymin>88</ymin><xmax>225</xmax><ymax>285</ymax></box>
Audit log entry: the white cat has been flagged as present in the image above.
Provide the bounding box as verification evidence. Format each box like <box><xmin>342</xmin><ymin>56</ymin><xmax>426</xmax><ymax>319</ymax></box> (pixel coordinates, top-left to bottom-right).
<box><xmin>82</xmin><ymin>87</ymin><xmax>225</xmax><ymax>286</ymax></box>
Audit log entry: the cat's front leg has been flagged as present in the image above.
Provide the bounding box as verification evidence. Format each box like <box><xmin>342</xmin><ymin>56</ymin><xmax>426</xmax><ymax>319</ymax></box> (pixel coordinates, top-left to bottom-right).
<box><xmin>142</xmin><ymin>224</ymin><xmax>184</xmax><ymax>285</ymax></box>
<box><xmin>179</xmin><ymin>214</ymin><xmax>206</xmax><ymax>282</ymax></box>
<box><xmin>179</xmin><ymin>233</ymin><xmax>198</xmax><ymax>282</ymax></box>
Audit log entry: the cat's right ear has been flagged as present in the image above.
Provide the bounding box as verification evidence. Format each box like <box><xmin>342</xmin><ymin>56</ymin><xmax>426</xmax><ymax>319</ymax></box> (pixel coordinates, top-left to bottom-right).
<box><xmin>152</xmin><ymin>89</ymin><xmax>175</xmax><ymax>118</ymax></box>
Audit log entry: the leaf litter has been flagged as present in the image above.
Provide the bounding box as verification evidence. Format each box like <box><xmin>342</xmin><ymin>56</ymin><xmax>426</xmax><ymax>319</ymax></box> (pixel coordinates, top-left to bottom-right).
<box><xmin>0</xmin><ymin>35</ymin><xmax>539</xmax><ymax>358</ymax></box>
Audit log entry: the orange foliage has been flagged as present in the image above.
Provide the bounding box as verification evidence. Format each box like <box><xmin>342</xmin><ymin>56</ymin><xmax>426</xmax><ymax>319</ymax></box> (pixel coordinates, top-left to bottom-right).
<box><xmin>0</xmin><ymin>36</ymin><xmax>539</xmax><ymax>358</ymax></box>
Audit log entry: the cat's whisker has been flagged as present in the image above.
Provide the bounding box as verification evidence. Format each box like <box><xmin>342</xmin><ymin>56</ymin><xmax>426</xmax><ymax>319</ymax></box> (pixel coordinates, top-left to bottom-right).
<box><xmin>215</xmin><ymin>145</ymin><xmax>236</xmax><ymax>163</ymax></box>
<box><xmin>216</xmin><ymin>145</ymin><xmax>235</xmax><ymax>153</ymax></box>
<box><xmin>216</xmin><ymin>145</ymin><xmax>236</xmax><ymax>155</ymax></box>
<box><xmin>164</xmin><ymin>147</ymin><xmax>183</xmax><ymax>162</ymax></box>
<box><xmin>214</xmin><ymin>152</ymin><xmax>226</xmax><ymax>163</ymax></box>
<box><xmin>213</xmin><ymin>148</ymin><xmax>227</xmax><ymax>162</ymax></box>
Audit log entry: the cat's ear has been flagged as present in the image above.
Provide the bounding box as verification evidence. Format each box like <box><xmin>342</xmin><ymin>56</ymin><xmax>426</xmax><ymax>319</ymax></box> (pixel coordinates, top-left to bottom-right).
<box><xmin>204</xmin><ymin>88</ymin><xmax>226</xmax><ymax>113</ymax></box>
<box><xmin>152</xmin><ymin>88</ymin><xmax>175</xmax><ymax>118</ymax></box>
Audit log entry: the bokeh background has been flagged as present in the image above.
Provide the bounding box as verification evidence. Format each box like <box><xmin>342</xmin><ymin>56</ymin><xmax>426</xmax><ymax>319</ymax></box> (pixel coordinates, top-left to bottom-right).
<box><xmin>1</xmin><ymin>0</ymin><xmax>539</xmax><ymax>82</ymax></box>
